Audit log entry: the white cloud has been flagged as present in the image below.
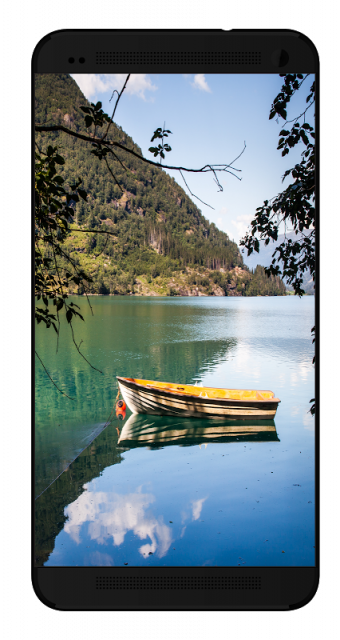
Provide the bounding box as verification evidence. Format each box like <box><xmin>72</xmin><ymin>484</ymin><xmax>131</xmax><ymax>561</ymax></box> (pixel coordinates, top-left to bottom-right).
<box><xmin>230</xmin><ymin>214</ymin><xmax>253</xmax><ymax>242</ymax></box>
<box><xmin>215</xmin><ymin>209</ymin><xmax>252</xmax><ymax>243</ymax></box>
<box><xmin>64</xmin><ymin>486</ymin><xmax>172</xmax><ymax>558</ymax></box>
<box><xmin>126</xmin><ymin>74</ymin><xmax>157</xmax><ymax>100</ymax></box>
<box><xmin>191</xmin><ymin>74</ymin><xmax>211</xmax><ymax>93</ymax></box>
<box><xmin>71</xmin><ymin>74</ymin><xmax>157</xmax><ymax>101</ymax></box>
<box><xmin>191</xmin><ymin>497</ymin><xmax>207</xmax><ymax>521</ymax></box>
<box><xmin>71</xmin><ymin>74</ymin><xmax>110</xmax><ymax>100</ymax></box>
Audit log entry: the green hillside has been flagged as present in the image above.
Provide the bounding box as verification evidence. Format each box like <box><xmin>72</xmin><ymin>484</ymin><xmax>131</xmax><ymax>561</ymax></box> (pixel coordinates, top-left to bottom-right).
<box><xmin>35</xmin><ymin>73</ymin><xmax>285</xmax><ymax>297</ymax></box>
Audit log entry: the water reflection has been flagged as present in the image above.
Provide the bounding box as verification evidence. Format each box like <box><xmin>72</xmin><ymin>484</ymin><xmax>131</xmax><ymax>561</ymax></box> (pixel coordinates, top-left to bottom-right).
<box><xmin>64</xmin><ymin>486</ymin><xmax>173</xmax><ymax>559</ymax></box>
<box><xmin>118</xmin><ymin>414</ymin><xmax>279</xmax><ymax>449</ymax></box>
<box><xmin>35</xmin><ymin>297</ymin><xmax>315</xmax><ymax>567</ymax></box>
<box><xmin>35</xmin><ymin>296</ymin><xmax>314</xmax><ymax>496</ymax></box>
<box><xmin>35</xmin><ymin>415</ymin><xmax>279</xmax><ymax>567</ymax></box>
<box><xmin>35</xmin><ymin>295</ymin><xmax>238</xmax><ymax>496</ymax></box>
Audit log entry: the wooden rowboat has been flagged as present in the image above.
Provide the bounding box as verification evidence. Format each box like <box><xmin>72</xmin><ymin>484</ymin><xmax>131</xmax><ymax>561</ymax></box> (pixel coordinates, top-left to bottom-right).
<box><xmin>116</xmin><ymin>377</ymin><xmax>280</xmax><ymax>420</ymax></box>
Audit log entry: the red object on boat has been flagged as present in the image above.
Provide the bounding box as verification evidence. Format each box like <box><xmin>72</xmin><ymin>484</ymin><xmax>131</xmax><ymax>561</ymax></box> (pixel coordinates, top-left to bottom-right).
<box><xmin>116</xmin><ymin>399</ymin><xmax>126</xmax><ymax>411</ymax></box>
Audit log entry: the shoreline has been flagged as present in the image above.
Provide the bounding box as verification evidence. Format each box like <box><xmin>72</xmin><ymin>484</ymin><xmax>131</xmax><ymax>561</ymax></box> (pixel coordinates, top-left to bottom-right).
<box><xmin>67</xmin><ymin>291</ymin><xmax>313</xmax><ymax>297</ymax></box>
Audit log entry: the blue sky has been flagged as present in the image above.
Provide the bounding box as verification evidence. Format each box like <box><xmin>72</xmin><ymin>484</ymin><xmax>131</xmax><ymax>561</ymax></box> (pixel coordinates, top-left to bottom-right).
<box><xmin>71</xmin><ymin>73</ymin><xmax>314</xmax><ymax>245</ymax></box>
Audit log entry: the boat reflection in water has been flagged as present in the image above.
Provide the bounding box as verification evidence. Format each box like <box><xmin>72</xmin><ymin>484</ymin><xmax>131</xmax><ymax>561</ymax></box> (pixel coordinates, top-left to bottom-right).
<box><xmin>118</xmin><ymin>413</ymin><xmax>279</xmax><ymax>450</ymax></box>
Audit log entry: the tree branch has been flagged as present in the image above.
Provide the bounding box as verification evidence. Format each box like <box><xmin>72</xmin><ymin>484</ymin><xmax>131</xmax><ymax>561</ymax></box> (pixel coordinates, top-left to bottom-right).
<box><xmin>103</xmin><ymin>156</ymin><xmax>123</xmax><ymax>191</ymax></box>
<box><xmin>50</xmin><ymin>240</ymin><xmax>94</xmax><ymax>316</ymax></box>
<box><xmin>179</xmin><ymin>170</ymin><xmax>214</xmax><ymax>210</ymax></box>
<box><xmin>66</xmin><ymin>312</ymin><xmax>103</xmax><ymax>374</ymax></box>
<box><xmin>35</xmin><ymin>350</ymin><xmax>74</xmax><ymax>400</ymax></box>
<box><xmin>102</xmin><ymin>74</ymin><xmax>130</xmax><ymax>141</ymax></box>
<box><xmin>35</xmin><ymin>123</ymin><xmax>244</xmax><ymax>178</ymax></box>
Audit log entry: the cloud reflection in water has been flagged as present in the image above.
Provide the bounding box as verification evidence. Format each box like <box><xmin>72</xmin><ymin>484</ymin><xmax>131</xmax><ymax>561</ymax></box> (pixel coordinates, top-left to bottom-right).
<box><xmin>64</xmin><ymin>485</ymin><xmax>172</xmax><ymax>558</ymax></box>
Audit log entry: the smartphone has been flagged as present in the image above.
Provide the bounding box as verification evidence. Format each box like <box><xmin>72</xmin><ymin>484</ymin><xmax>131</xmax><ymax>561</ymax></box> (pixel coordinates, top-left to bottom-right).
<box><xmin>33</xmin><ymin>29</ymin><xmax>319</xmax><ymax>610</ymax></box>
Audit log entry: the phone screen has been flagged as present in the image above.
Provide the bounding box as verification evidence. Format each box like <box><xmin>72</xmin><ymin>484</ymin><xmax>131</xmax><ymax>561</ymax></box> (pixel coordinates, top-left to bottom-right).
<box><xmin>34</xmin><ymin>71</ymin><xmax>315</xmax><ymax>570</ymax></box>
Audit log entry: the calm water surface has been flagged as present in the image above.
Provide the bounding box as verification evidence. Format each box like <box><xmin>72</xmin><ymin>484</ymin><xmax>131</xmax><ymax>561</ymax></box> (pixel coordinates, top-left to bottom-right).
<box><xmin>35</xmin><ymin>296</ymin><xmax>315</xmax><ymax>567</ymax></box>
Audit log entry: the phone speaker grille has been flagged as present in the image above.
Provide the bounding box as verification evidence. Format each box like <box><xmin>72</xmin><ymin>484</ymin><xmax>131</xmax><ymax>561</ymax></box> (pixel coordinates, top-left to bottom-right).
<box><xmin>95</xmin><ymin>52</ymin><xmax>261</xmax><ymax>65</ymax></box>
<box><xmin>95</xmin><ymin>576</ymin><xmax>262</xmax><ymax>590</ymax></box>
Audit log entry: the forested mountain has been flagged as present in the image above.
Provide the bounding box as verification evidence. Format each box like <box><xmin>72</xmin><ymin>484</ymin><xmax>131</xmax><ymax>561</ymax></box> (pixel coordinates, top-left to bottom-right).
<box><xmin>35</xmin><ymin>73</ymin><xmax>285</xmax><ymax>297</ymax></box>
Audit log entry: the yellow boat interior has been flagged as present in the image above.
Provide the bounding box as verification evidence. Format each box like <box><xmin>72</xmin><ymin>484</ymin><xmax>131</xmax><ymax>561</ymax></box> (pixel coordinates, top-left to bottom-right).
<box><xmin>120</xmin><ymin>377</ymin><xmax>280</xmax><ymax>403</ymax></box>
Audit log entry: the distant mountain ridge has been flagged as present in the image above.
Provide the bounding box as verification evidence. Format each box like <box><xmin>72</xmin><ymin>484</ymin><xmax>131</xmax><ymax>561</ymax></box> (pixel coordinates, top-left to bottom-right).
<box><xmin>242</xmin><ymin>232</ymin><xmax>314</xmax><ymax>295</ymax></box>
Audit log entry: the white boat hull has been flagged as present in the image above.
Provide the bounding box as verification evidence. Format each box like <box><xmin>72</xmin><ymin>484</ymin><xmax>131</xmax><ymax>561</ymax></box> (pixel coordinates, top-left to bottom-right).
<box><xmin>118</xmin><ymin>378</ymin><xmax>279</xmax><ymax>420</ymax></box>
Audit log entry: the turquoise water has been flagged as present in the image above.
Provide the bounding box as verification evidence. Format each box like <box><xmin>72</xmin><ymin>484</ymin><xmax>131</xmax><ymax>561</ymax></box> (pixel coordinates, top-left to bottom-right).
<box><xmin>35</xmin><ymin>296</ymin><xmax>315</xmax><ymax>567</ymax></box>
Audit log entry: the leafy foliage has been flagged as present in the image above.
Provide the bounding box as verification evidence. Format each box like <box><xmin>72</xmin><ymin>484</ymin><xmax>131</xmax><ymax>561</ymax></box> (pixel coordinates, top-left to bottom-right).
<box><xmin>80</xmin><ymin>101</ymin><xmax>111</xmax><ymax>130</ymax></box>
<box><xmin>34</xmin><ymin>139</ymin><xmax>106</xmax><ymax>376</ymax></box>
<box><xmin>149</xmin><ymin>125</ymin><xmax>172</xmax><ymax>159</ymax></box>
<box><xmin>240</xmin><ymin>73</ymin><xmax>315</xmax><ymax>297</ymax></box>
<box><xmin>240</xmin><ymin>73</ymin><xmax>316</xmax><ymax>413</ymax></box>
<box><xmin>35</xmin><ymin>143</ymin><xmax>90</xmax><ymax>332</ymax></box>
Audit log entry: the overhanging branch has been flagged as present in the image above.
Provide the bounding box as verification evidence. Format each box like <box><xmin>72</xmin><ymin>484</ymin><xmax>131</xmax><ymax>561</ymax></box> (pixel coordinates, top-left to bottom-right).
<box><xmin>35</xmin><ymin>123</ymin><xmax>245</xmax><ymax>178</ymax></box>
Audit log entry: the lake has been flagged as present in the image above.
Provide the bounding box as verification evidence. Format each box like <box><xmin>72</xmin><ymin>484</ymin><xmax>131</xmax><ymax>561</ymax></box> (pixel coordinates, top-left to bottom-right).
<box><xmin>35</xmin><ymin>295</ymin><xmax>315</xmax><ymax>567</ymax></box>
